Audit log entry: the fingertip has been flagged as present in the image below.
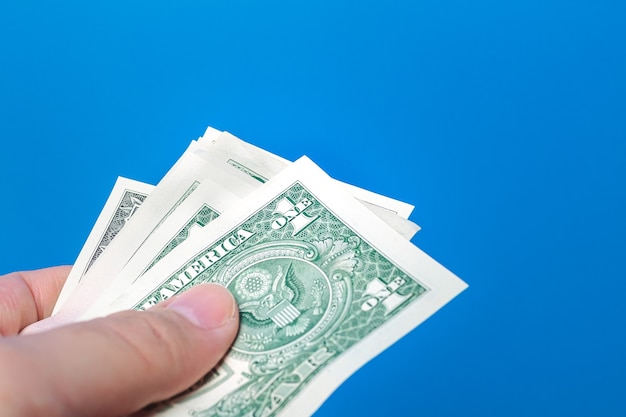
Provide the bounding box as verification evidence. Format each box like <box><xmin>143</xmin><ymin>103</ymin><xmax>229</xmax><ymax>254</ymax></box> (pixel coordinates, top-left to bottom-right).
<box><xmin>163</xmin><ymin>284</ymin><xmax>239</xmax><ymax>330</ymax></box>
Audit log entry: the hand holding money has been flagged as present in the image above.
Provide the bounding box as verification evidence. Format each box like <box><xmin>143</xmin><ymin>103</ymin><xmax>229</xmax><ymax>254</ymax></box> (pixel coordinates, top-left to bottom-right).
<box><xmin>15</xmin><ymin>127</ymin><xmax>467</xmax><ymax>416</ymax></box>
<box><xmin>0</xmin><ymin>267</ymin><xmax>239</xmax><ymax>417</ymax></box>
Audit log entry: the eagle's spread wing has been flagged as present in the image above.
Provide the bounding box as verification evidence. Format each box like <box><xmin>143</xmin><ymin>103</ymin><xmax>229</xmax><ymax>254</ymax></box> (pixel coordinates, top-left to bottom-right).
<box><xmin>280</xmin><ymin>262</ymin><xmax>305</xmax><ymax>305</ymax></box>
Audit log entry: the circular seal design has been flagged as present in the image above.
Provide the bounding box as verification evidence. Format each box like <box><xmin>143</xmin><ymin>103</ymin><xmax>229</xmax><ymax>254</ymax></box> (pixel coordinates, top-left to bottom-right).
<box><xmin>227</xmin><ymin>256</ymin><xmax>331</xmax><ymax>354</ymax></box>
<box><xmin>210</xmin><ymin>240</ymin><xmax>351</xmax><ymax>358</ymax></box>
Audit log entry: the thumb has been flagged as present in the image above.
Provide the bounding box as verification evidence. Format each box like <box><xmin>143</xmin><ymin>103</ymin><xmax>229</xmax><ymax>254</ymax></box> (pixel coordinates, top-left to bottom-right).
<box><xmin>0</xmin><ymin>283</ymin><xmax>239</xmax><ymax>417</ymax></box>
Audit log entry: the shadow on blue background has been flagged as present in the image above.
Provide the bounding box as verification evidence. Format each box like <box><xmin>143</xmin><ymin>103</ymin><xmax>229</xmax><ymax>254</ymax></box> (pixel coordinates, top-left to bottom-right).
<box><xmin>1</xmin><ymin>1</ymin><xmax>624</xmax><ymax>416</ymax></box>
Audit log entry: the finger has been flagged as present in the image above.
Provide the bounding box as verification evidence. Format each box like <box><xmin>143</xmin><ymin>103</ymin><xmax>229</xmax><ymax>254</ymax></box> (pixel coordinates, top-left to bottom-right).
<box><xmin>0</xmin><ymin>266</ymin><xmax>71</xmax><ymax>336</ymax></box>
<box><xmin>0</xmin><ymin>283</ymin><xmax>239</xmax><ymax>417</ymax></box>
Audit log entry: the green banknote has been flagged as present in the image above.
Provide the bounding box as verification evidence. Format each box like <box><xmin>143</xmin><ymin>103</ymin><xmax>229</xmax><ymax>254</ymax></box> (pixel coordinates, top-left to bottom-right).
<box><xmin>103</xmin><ymin>156</ymin><xmax>467</xmax><ymax>417</ymax></box>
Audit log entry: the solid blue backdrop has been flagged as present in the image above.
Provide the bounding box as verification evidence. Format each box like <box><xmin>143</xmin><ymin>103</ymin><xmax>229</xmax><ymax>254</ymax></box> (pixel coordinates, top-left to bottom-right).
<box><xmin>1</xmin><ymin>1</ymin><xmax>624</xmax><ymax>416</ymax></box>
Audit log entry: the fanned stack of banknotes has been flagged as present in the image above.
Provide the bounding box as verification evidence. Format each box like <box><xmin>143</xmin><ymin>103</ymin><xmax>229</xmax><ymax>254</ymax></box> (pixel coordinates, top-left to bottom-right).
<box><xmin>28</xmin><ymin>126</ymin><xmax>467</xmax><ymax>416</ymax></box>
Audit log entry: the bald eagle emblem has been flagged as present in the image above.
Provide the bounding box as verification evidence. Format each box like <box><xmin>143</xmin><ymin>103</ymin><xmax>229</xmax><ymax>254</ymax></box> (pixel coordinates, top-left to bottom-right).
<box><xmin>235</xmin><ymin>262</ymin><xmax>313</xmax><ymax>337</ymax></box>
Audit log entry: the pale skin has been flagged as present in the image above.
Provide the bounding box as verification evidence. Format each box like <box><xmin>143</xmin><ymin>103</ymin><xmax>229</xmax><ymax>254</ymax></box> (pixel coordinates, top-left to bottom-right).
<box><xmin>0</xmin><ymin>266</ymin><xmax>240</xmax><ymax>417</ymax></box>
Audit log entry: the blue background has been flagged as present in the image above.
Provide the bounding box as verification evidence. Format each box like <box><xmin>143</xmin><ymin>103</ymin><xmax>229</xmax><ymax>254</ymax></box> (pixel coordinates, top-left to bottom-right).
<box><xmin>1</xmin><ymin>1</ymin><xmax>625</xmax><ymax>416</ymax></box>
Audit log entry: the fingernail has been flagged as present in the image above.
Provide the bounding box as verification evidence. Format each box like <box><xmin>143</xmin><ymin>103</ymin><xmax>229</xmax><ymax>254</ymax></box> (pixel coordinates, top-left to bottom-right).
<box><xmin>166</xmin><ymin>284</ymin><xmax>237</xmax><ymax>329</ymax></box>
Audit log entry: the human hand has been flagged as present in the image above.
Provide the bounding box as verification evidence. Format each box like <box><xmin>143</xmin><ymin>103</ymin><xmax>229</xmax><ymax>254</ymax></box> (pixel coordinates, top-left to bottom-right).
<box><xmin>0</xmin><ymin>266</ymin><xmax>239</xmax><ymax>417</ymax></box>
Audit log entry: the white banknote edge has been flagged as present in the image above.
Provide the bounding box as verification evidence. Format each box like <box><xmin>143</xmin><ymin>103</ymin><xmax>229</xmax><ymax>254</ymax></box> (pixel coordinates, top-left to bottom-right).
<box><xmin>52</xmin><ymin>177</ymin><xmax>155</xmax><ymax>314</ymax></box>
<box><xmin>198</xmin><ymin>130</ymin><xmax>419</xmax><ymax>235</ymax></box>
<box><xmin>81</xmin><ymin>182</ymin><xmax>245</xmax><ymax>320</ymax></box>
<box><xmin>201</xmin><ymin>127</ymin><xmax>416</xmax><ymax>219</ymax></box>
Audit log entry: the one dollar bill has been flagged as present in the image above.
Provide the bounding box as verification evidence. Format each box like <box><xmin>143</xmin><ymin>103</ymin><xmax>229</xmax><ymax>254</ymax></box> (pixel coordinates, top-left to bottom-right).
<box><xmin>92</xmin><ymin>156</ymin><xmax>467</xmax><ymax>417</ymax></box>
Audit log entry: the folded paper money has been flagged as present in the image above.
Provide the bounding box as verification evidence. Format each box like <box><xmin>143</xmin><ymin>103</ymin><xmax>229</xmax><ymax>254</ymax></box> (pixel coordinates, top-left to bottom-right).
<box><xmin>34</xmin><ymin>127</ymin><xmax>467</xmax><ymax>417</ymax></box>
